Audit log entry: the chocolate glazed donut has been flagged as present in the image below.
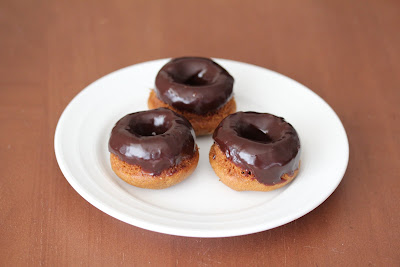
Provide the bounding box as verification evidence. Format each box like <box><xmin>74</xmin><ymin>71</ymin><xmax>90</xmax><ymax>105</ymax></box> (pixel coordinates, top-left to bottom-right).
<box><xmin>149</xmin><ymin>57</ymin><xmax>237</xmax><ymax>135</ymax></box>
<box><xmin>154</xmin><ymin>57</ymin><xmax>234</xmax><ymax>115</ymax></box>
<box><xmin>109</xmin><ymin>108</ymin><xmax>199</xmax><ymax>189</ymax></box>
<box><xmin>210</xmin><ymin>112</ymin><xmax>301</xmax><ymax>191</ymax></box>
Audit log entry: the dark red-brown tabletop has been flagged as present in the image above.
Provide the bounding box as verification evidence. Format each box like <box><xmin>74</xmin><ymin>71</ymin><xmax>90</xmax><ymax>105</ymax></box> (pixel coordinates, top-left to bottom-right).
<box><xmin>1</xmin><ymin>1</ymin><xmax>399</xmax><ymax>265</ymax></box>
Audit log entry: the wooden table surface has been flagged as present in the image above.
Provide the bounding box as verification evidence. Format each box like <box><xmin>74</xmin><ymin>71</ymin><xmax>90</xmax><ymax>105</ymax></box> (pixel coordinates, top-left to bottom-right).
<box><xmin>1</xmin><ymin>0</ymin><xmax>399</xmax><ymax>266</ymax></box>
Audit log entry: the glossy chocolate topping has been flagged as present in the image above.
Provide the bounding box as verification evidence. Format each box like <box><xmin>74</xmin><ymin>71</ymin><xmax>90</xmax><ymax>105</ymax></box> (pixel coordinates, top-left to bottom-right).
<box><xmin>108</xmin><ymin>108</ymin><xmax>196</xmax><ymax>175</ymax></box>
<box><xmin>213</xmin><ymin>112</ymin><xmax>301</xmax><ymax>185</ymax></box>
<box><xmin>155</xmin><ymin>57</ymin><xmax>234</xmax><ymax>115</ymax></box>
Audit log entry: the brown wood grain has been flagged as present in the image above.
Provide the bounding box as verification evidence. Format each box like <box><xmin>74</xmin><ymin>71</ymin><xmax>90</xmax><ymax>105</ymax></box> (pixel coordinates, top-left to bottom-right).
<box><xmin>1</xmin><ymin>0</ymin><xmax>399</xmax><ymax>266</ymax></box>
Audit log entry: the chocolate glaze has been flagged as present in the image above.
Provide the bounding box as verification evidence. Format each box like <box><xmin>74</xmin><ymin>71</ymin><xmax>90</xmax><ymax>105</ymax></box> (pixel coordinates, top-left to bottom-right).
<box><xmin>155</xmin><ymin>57</ymin><xmax>234</xmax><ymax>115</ymax></box>
<box><xmin>213</xmin><ymin>112</ymin><xmax>301</xmax><ymax>185</ymax></box>
<box><xmin>108</xmin><ymin>108</ymin><xmax>196</xmax><ymax>175</ymax></box>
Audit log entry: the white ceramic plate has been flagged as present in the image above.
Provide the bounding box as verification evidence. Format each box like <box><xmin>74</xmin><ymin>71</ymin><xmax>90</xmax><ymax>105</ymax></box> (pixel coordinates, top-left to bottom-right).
<box><xmin>54</xmin><ymin>59</ymin><xmax>349</xmax><ymax>238</ymax></box>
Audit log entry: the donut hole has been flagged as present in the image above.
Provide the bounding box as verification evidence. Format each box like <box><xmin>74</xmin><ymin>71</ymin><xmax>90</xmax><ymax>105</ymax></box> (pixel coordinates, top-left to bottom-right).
<box><xmin>182</xmin><ymin>72</ymin><xmax>209</xmax><ymax>86</ymax></box>
<box><xmin>236</xmin><ymin>123</ymin><xmax>274</xmax><ymax>144</ymax></box>
<box><xmin>129</xmin><ymin>117</ymin><xmax>171</xmax><ymax>136</ymax></box>
<box><xmin>170</xmin><ymin>69</ymin><xmax>214</xmax><ymax>86</ymax></box>
<box><xmin>129</xmin><ymin>123</ymin><xmax>169</xmax><ymax>136</ymax></box>
<box><xmin>167</xmin><ymin>59</ymin><xmax>221</xmax><ymax>86</ymax></box>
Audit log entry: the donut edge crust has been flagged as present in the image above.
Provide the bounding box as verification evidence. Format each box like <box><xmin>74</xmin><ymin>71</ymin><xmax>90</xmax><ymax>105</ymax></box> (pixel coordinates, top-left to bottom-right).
<box><xmin>110</xmin><ymin>147</ymin><xmax>199</xmax><ymax>189</ymax></box>
<box><xmin>209</xmin><ymin>143</ymin><xmax>299</xmax><ymax>192</ymax></box>
<box><xmin>148</xmin><ymin>90</ymin><xmax>236</xmax><ymax>136</ymax></box>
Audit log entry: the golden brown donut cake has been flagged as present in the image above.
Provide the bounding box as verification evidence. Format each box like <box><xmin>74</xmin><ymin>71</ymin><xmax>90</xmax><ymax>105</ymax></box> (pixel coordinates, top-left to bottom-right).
<box><xmin>110</xmin><ymin>150</ymin><xmax>199</xmax><ymax>189</ymax></box>
<box><xmin>108</xmin><ymin>108</ymin><xmax>199</xmax><ymax>189</ymax></box>
<box><xmin>209</xmin><ymin>112</ymin><xmax>301</xmax><ymax>192</ymax></box>
<box><xmin>209</xmin><ymin>144</ymin><xmax>298</xmax><ymax>192</ymax></box>
<box><xmin>149</xmin><ymin>57</ymin><xmax>236</xmax><ymax>135</ymax></box>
